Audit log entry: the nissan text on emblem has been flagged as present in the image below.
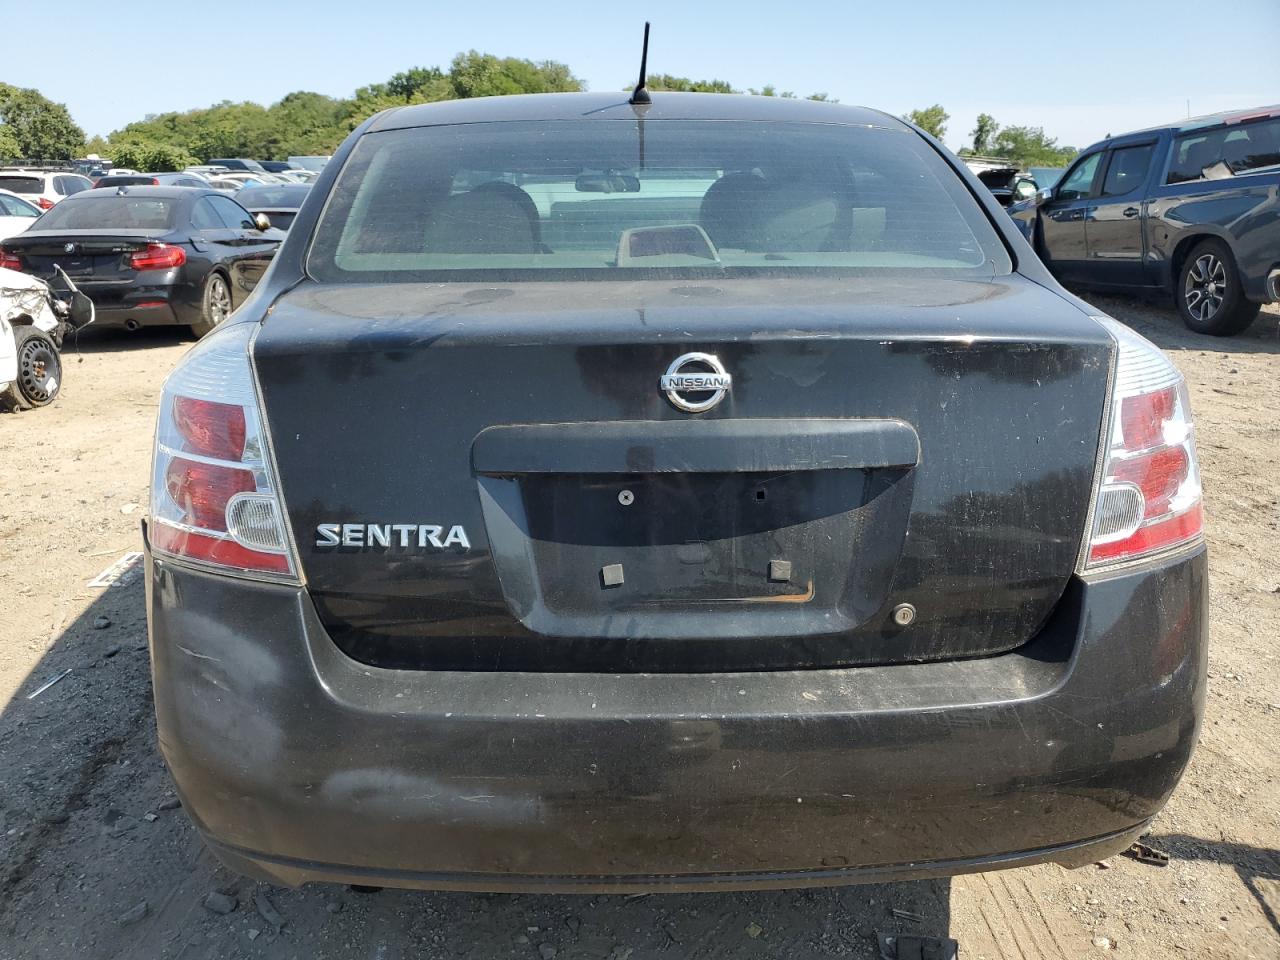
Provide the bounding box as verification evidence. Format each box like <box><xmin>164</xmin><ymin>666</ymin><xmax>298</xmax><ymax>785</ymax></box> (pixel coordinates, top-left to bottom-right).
<box><xmin>659</xmin><ymin>352</ymin><xmax>732</xmax><ymax>413</ymax></box>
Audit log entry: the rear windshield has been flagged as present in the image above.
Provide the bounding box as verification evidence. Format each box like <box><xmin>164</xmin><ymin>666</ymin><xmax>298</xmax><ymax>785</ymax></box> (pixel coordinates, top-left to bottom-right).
<box><xmin>308</xmin><ymin>120</ymin><xmax>1011</xmax><ymax>282</ymax></box>
<box><xmin>238</xmin><ymin>186</ymin><xmax>309</xmax><ymax>207</ymax></box>
<box><xmin>34</xmin><ymin>196</ymin><xmax>177</xmax><ymax>230</ymax></box>
<box><xmin>0</xmin><ymin>176</ymin><xmax>42</xmax><ymax>195</ymax></box>
<box><xmin>95</xmin><ymin>176</ymin><xmax>156</xmax><ymax>188</ymax></box>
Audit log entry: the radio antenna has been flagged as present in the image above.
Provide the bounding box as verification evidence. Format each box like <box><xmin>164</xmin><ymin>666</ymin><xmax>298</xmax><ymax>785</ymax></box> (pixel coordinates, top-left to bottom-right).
<box><xmin>629</xmin><ymin>22</ymin><xmax>652</xmax><ymax>105</ymax></box>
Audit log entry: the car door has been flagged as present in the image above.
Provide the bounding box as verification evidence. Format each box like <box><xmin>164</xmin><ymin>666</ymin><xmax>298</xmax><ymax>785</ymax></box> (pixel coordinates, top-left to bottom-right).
<box><xmin>1085</xmin><ymin>140</ymin><xmax>1158</xmax><ymax>288</ymax></box>
<box><xmin>189</xmin><ymin>195</ymin><xmax>244</xmax><ymax>288</ymax></box>
<box><xmin>1035</xmin><ymin>151</ymin><xmax>1103</xmax><ymax>283</ymax></box>
<box><xmin>206</xmin><ymin>194</ymin><xmax>281</xmax><ymax>298</ymax></box>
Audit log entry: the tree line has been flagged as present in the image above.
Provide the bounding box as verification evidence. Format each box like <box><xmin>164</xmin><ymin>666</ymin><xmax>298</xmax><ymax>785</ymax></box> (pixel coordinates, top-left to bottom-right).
<box><xmin>2</xmin><ymin>65</ymin><xmax>1074</xmax><ymax>171</ymax></box>
<box><xmin>903</xmin><ymin>104</ymin><xmax>1078</xmax><ymax>167</ymax></box>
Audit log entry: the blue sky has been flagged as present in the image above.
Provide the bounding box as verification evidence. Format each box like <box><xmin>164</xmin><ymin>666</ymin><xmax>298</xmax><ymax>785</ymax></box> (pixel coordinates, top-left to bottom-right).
<box><xmin>13</xmin><ymin>0</ymin><xmax>1280</xmax><ymax>150</ymax></box>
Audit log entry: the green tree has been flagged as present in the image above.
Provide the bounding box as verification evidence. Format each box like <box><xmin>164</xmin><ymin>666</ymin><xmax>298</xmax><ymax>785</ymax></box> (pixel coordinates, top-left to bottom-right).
<box><xmin>989</xmin><ymin>125</ymin><xmax>1078</xmax><ymax>167</ymax></box>
<box><xmin>646</xmin><ymin>74</ymin><xmax>736</xmax><ymax>93</ymax></box>
<box><xmin>108</xmin><ymin>141</ymin><xmax>197</xmax><ymax>172</ymax></box>
<box><xmin>0</xmin><ymin>123</ymin><xmax>19</xmax><ymax>161</ymax></box>
<box><xmin>971</xmin><ymin>113</ymin><xmax>998</xmax><ymax>154</ymax></box>
<box><xmin>903</xmin><ymin>104</ymin><xmax>949</xmax><ymax>140</ymax></box>
<box><xmin>0</xmin><ymin>83</ymin><xmax>85</xmax><ymax>160</ymax></box>
<box><xmin>83</xmin><ymin>134</ymin><xmax>111</xmax><ymax>157</ymax></box>
<box><xmin>447</xmin><ymin>52</ymin><xmax>583</xmax><ymax>99</ymax></box>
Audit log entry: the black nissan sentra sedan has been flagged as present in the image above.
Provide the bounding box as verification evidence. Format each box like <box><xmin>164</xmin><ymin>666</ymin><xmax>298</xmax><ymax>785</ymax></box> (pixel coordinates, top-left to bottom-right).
<box><xmin>145</xmin><ymin>92</ymin><xmax>1206</xmax><ymax>893</ymax></box>
<box><xmin>0</xmin><ymin>187</ymin><xmax>283</xmax><ymax>335</ymax></box>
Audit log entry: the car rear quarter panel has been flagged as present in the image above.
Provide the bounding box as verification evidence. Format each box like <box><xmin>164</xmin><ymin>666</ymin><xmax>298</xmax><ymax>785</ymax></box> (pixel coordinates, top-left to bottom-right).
<box><xmin>1147</xmin><ymin>173</ymin><xmax>1280</xmax><ymax>299</ymax></box>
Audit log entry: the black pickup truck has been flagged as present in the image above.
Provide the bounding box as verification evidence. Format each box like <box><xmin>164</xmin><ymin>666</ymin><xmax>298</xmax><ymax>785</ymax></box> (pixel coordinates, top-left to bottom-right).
<box><xmin>1011</xmin><ymin>106</ymin><xmax>1280</xmax><ymax>335</ymax></box>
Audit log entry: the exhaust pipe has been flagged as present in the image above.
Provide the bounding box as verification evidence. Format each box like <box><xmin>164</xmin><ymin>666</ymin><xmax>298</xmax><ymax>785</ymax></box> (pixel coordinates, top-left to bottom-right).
<box><xmin>124</xmin><ymin>318</ymin><xmax>141</xmax><ymax>332</ymax></box>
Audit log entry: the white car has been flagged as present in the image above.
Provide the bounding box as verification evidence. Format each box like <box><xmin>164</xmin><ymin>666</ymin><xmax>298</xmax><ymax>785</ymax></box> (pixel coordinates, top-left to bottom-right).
<box><xmin>0</xmin><ymin>266</ymin><xmax>94</xmax><ymax>409</ymax></box>
<box><xmin>0</xmin><ymin>169</ymin><xmax>95</xmax><ymax>210</ymax></box>
<box><xmin>275</xmin><ymin>169</ymin><xmax>317</xmax><ymax>184</ymax></box>
<box><xmin>0</xmin><ymin>189</ymin><xmax>41</xmax><ymax>241</ymax></box>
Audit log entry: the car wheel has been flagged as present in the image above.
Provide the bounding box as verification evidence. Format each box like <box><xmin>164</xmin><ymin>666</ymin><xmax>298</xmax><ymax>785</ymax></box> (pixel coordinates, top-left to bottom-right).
<box><xmin>191</xmin><ymin>272</ymin><xmax>233</xmax><ymax>338</ymax></box>
<box><xmin>5</xmin><ymin>328</ymin><xmax>63</xmax><ymax>409</ymax></box>
<box><xmin>1175</xmin><ymin>239</ymin><xmax>1260</xmax><ymax>336</ymax></box>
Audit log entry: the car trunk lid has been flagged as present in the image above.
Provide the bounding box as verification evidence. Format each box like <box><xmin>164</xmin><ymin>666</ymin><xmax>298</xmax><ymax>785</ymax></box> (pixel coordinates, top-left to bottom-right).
<box><xmin>254</xmin><ymin>275</ymin><xmax>1111</xmax><ymax>672</ymax></box>
<box><xmin>1</xmin><ymin>230</ymin><xmax>171</xmax><ymax>280</ymax></box>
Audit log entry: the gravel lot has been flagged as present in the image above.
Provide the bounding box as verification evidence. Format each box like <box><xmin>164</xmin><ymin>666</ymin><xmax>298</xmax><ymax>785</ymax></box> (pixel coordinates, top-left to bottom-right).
<box><xmin>0</xmin><ymin>298</ymin><xmax>1276</xmax><ymax>960</ymax></box>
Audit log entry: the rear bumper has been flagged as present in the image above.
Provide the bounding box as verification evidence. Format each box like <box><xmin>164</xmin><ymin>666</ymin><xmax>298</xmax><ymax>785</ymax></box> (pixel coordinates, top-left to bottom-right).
<box><xmin>146</xmin><ymin>539</ymin><xmax>1207</xmax><ymax>892</ymax></box>
<box><xmin>77</xmin><ymin>278</ymin><xmax>198</xmax><ymax>328</ymax></box>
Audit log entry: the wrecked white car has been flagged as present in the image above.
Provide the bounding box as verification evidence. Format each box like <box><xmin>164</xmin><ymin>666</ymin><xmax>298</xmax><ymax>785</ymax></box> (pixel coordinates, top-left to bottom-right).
<box><xmin>0</xmin><ymin>265</ymin><xmax>94</xmax><ymax>409</ymax></box>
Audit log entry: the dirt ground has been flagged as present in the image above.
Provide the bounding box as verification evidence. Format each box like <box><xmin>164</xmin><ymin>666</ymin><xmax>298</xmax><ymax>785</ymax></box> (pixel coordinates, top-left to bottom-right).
<box><xmin>0</xmin><ymin>299</ymin><xmax>1276</xmax><ymax>960</ymax></box>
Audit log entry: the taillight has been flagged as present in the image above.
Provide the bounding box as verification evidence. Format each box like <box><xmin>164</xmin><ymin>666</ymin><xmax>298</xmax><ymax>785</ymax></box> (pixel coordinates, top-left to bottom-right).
<box><xmin>37</xmin><ymin>197</ymin><xmax>54</xmax><ymax>210</ymax></box>
<box><xmin>130</xmin><ymin>242</ymin><xmax>187</xmax><ymax>271</ymax></box>
<box><xmin>0</xmin><ymin>249</ymin><xmax>21</xmax><ymax>271</ymax></box>
<box><xmin>150</xmin><ymin>323</ymin><xmax>297</xmax><ymax>579</ymax></box>
<box><xmin>1083</xmin><ymin>317</ymin><xmax>1203</xmax><ymax>568</ymax></box>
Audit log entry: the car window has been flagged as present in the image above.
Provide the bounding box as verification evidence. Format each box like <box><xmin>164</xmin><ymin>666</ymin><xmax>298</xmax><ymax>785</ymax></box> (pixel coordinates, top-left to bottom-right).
<box><xmin>0</xmin><ymin>194</ymin><xmax>37</xmax><ymax>216</ymax></box>
<box><xmin>33</xmin><ymin>196</ymin><xmax>177</xmax><ymax>229</ymax></box>
<box><xmin>208</xmin><ymin>194</ymin><xmax>253</xmax><ymax>229</ymax></box>
<box><xmin>66</xmin><ymin>175</ymin><xmax>92</xmax><ymax>194</ymax></box>
<box><xmin>0</xmin><ymin>176</ymin><xmax>42</xmax><ymax>195</ymax></box>
<box><xmin>1013</xmin><ymin>178</ymin><xmax>1038</xmax><ymax>201</ymax></box>
<box><xmin>1055</xmin><ymin>153</ymin><xmax>1102</xmax><ymax>201</ymax></box>
<box><xmin>191</xmin><ymin>198</ymin><xmax>224</xmax><ymax>231</ymax></box>
<box><xmin>1168</xmin><ymin>117</ymin><xmax>1280</xmax><ymax>184</ymax></box>
<box><xmin>309</xmin><ymin>120</ymin><xmax>1012</xmax><ymax>283</ymax></box>
<box><xmin>1100</xmin><ymin>144</ymin><xmax>1154</xmax><ymax>197</ymax></box>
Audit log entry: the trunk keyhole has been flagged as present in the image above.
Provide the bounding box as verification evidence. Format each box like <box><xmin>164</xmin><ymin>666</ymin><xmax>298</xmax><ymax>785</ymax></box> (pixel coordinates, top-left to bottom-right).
<box><xmin>756</xmin><ymin>489</ymin><xmax>767</xmax><ymax>501</ymax></box>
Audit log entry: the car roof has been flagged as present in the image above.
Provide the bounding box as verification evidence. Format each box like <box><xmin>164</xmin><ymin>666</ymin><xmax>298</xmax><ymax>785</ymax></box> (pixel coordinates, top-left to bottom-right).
<box><xmin>370</xmin><ymin>91</ymin><xmax>906</xmax><ymax>133</ymax></box>
<box><xmin>1080</xmin><ymin>103</ymin><xmax>1280</xmax><ymax>153</ymax></box>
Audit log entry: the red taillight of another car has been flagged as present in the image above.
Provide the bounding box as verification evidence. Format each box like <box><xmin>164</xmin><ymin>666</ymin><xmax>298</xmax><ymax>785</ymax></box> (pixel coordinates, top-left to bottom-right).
<box><xmin>0</xmin><ymin>249</ymin><xmax>21</xmax><ymax>271</ymax></box>
<box><xmin>150</xmin><ymin>323</ymin><xmax>297</xmax><ymax>579</ymax></box>
<box><xmin>130</xmin><ymin>242</ymin><xmax>187</xmax><ymax>271</ymax></box>
<box><xmin>1083</xmin><ymin>317</ymin><xmax>1203</xmax><ymax>568</ymax></box>
<box><xmin>37</xmin><ymin>197</ymin><xmax>54</xmax><ymax>210</ymax></box>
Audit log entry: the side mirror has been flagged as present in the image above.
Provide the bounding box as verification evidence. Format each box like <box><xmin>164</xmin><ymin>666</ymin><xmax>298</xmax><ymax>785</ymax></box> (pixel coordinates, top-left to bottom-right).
<box><xmin>253</xmin><ymin>213</ymin><xmax>272</xmax><ymax>231</ymax></box>
<box><xmin>1034</xmin><ymin>187</ymin><xmax>1054</xmax><ymax>206</ymax></box>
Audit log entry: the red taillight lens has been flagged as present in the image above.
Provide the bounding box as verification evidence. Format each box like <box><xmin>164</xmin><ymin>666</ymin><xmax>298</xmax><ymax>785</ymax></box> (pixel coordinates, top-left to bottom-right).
<box><xmin>130</xmin><ymin>242</ymin><xmax>187</xmax><ymax>271</ymax></box>
<box><xmin>173</xmin><ymin>397</ymin><xmax>246</xmax><ymax>460</ymax></box>
<box><xmin>149</xmin><ymin>524</ymin><xmax>291</xmax><ymax>573</ymax></box>
<box><xmin>151</xmin><ymin>324</ymin><xmax>295</xmax><ymax>578</ymax></box>
<box><xmin>164</xmin><ymin>458</ymin><xmax>255</xmax><ymax>530</ymax></box>
<box><xmin>0</xmin><ymin>250</ymin><xmax>21</xmax><ymax>271</ymax></box>
<box><xmin>37</xmin><ymin>197</ymin><xmax>54</xmax><ymax>210</ymax></box>
<box><xmin>1085</xmin><ymin>318</ymin><xmax>1202</xmax><ymax>568</ymax></box>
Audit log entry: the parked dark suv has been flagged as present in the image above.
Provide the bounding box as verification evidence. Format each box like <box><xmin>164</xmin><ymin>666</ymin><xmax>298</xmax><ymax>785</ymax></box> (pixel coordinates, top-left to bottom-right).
<box><xmin>1011</xmin><ymin>105</ymin><xmax>1280</xmax><ymax>335</ymax></box>
<box><xmin>146</xmin><ymin>92</ymin><xmax>1206</xmax><ymax>893</ymax></box>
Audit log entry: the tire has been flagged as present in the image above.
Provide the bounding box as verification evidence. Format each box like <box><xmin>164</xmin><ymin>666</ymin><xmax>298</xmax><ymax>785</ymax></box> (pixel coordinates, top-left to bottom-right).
<box><xmin>4</xmin><ymin>328</ymin><xmax>63</xmax><ymax>409</ymax></box>
<box><xmin>190</xmin><ymin>271</ymin><xmax>233</xmax><ymax>338</ymax></box>
<box><xmin>1175</xmin><ymin>239</ymin><xmax>1261</xmax><ymax>336</ymax></box>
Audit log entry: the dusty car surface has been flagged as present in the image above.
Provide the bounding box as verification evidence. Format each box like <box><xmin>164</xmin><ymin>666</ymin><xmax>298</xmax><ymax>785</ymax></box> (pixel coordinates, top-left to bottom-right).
<box><xmin>145</xmin><ymin>92</ymin><xmax>1207</xmax><ymax>893</ymax></box>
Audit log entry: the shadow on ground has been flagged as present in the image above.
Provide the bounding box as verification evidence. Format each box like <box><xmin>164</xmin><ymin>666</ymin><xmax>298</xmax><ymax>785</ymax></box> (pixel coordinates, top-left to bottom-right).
<box><xmin>1151</xmin><ymin>833</ymin><xmax>1280</xmax><ymax>939</ymax></box>
<box><xmin>63</xmin><ymin>325</ymin><xmax>196</xmax><ymax>356</ymax></box>
<box><xmin>0</xmin><ymin>576</ymin><xmax>954</xmax><ymax>960</ymax></box>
